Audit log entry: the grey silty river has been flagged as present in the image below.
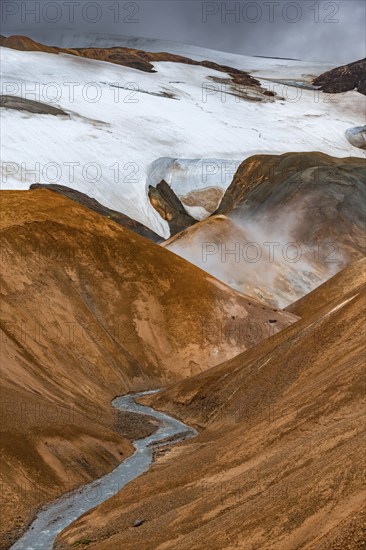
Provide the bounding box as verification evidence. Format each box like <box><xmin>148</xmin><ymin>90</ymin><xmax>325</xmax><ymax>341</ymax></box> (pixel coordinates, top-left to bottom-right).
<box><xmin>10</xmin><ymin>390</ymin><xmax>197</xmax><ymax>550</ymax></box>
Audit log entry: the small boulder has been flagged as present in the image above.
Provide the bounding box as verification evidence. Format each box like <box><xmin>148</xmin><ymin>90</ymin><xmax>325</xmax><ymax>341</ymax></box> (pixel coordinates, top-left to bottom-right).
<box><xmin>133</xmin><ymin>519</ymin><xmax>145</xmax><ymax>527</ymax></box>
<box><xmin>346</xmin><ymin>126</ymin><xmax>366</xmax><ymax>150</ymax></box>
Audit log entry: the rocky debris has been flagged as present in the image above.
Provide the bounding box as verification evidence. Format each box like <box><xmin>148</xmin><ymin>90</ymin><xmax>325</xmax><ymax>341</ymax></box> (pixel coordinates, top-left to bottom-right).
<box><xmin>180</xmin><ymin>187</ymin><xmax>224</xmax><ymax>218</ymax></box>
<box><xmin>0</xmin><ymin>95</ymin><xmax>68</xmax><ymax>116</ymax></box>
<box><xmin>313</xmin><ymin>58</ymin><xmax>366</xmax><ymax>95</ymax></box>
<box><xmin>151</xmin><ymin>431</ymin><xmax>193</xmax><ymax>461</ymax></box>
<box><xmin>148</xmin><ymin>180</ymin><xmax>196</xmax><ymax>236</ymax></box>
<box><xmin>30</xmin><ymin>183</ymin><xmax>163</xmax><ymax>243</ymax></box>
<box><xmin>133</xmin><ymin>519</ymin><xmax>145</xmax><ymax>527</ymax></box>
<box><xmin>320</xmin><ymin>506</ymin><xmax>366</xmax><ymax>549</ymax></box>
<box><xmin>114</xmin><ymin>411</ymin><xmax>159</xmax><ymax>440</ymax></box>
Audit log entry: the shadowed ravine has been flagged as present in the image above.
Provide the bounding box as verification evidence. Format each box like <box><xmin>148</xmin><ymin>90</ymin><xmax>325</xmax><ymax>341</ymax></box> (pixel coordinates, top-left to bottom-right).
<box><xmin>11</xmin><ymin>390</ymin><xmax>197</xmax><ymax>550</ymax></box>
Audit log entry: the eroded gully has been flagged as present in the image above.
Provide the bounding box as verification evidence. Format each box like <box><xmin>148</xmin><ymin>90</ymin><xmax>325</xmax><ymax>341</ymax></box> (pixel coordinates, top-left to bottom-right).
<box><xmin>11</xmin><ymin>390</ymin><xmax>197</xmax><ymax>550</ymax></box>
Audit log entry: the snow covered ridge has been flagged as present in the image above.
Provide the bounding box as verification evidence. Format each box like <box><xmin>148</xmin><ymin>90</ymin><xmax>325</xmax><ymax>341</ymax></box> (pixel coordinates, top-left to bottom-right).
<box><xmin>1</xmin><ymin>42</ymin><xmax>365</xmax><ymax>237</ymax></box>
<box><xmin>6</xmin><ymin>29</ymin><xmax>335</xmax><ymax>81</ymax></box>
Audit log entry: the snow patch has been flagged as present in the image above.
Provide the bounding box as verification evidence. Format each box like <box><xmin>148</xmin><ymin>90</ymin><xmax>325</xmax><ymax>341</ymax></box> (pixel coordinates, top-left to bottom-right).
<box><xmin>182</xmin><ymin>204</ymin><xmax>211</xmax><ymax>221</ymax></box>
<box><xmin>147</xmin><ymin>158</ymin><xmax>240</xmax><ymax>195</ymax></box>
<box><xmin>1</xmin><ymin>46</ymin><xmax>365</xmax><ymax>236</ymax></box>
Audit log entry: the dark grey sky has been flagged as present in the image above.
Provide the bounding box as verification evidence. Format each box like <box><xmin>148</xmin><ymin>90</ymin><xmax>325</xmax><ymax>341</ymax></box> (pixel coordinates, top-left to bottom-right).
<box><xmin>1</xmin><ymin>0</ymin><xmax>365</xmax><ymax>63</ymax></box>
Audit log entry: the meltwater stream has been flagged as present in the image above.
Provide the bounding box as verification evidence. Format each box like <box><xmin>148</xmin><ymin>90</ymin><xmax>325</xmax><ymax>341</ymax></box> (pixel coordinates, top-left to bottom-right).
<box><xmin>11</xmin><ymin>390</ymin><xmax>197</xmax><ymax>550</ymax></box>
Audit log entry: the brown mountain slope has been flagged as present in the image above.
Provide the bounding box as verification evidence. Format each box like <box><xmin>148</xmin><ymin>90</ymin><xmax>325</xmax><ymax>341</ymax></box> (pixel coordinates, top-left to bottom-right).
<box><xmin>57</xmin><ymin>261</ymin><xmax>366</xmax><ymax>550</ymax></box>
<box><xmin>216</xmin><ymin>152</ymin><xmax>365</xmax><ymax>216</ymax></box>
<box><xmin>0</xmin><ymin>375</ymin><xmax>141</xmax><ymax>550</ymax></box>
<box><xmin>224</xmin><ymin>164</ymin><xmax>365</xmax><ymax>259</ymax></box>
<box><xmin>1</xmin><ymin>190</ymin><xmax>294</xmax><ymax>384</ymax></box>
<box><xmin>313</xmin><ymin>58</ymin><xmax>366</xmax><ymax>95</ymax></box>
<box><xmin>0</xmin><ymin>189</ymin><xmax>295</xmax><ymax>546</ymax></box>
<box><xmin>0</xmin><ymin>34</ymin><xmax>57</xmax><ymax>53</ymax></box>
<box><xmin>165</xmin><ymin>155</ymin><xmax>365</xmax><ymax>307</ymax></box>
<box><xmin>286</xmin><ymin>257</ymin><xmax>366</xmax><ymax>317</ymax></box>
<box><xmin>146</xmin><ymin>258</ymin><xmax>366</xmax><ymax>424</ymax></box>
<box><xmin>30</xmin><ymin>183</ymin><xmax>163</xmax><ymax>243</ymax></box>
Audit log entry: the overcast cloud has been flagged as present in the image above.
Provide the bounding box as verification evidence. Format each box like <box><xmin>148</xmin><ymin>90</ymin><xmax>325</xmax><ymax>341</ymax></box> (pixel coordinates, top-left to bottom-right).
<box><xmin>1</xmin><ymin>0</ymin><xmax>365</xmax><ymax>63</ymax></box>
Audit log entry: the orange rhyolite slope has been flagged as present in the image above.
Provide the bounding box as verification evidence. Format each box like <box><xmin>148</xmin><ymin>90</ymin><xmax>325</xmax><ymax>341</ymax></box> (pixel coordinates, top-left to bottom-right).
<box><xmin>57</xmin><ymin>259</ymin><xmax>365</xmax><ymax>549</ymax></box>
<box><xmin>0</xmin><ymin>189</ymin><xmax>295</xmax><ymax>546</ymax></box>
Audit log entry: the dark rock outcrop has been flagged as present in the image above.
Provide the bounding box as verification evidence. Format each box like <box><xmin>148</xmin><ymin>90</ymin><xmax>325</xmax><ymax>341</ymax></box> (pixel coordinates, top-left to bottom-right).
<box><xmin>313</xmin><ymin>58</ymin><xmax>366</xmax><ymax>95</ymax></box>
<box><xmin>148</xmin><ymin>180</ymin><xmax>196</xmax><ymax>236</ymax></box>
<box><xmin>0</xmin><ymin>95</ymin><xmax>68</xmax><ymax>116</ymax></box>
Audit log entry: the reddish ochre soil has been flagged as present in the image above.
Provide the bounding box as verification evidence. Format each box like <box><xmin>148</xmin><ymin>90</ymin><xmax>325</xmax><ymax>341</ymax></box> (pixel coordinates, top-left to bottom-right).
<box><xmin>30</xmin><ymin>183</ymin><xmax>163</xmax><ymax>243</ymax></box>
<box><xmin>0</xmin><ymin>189</ymin><xmax>296</xmax><ymax>547</ymax></box>
<box><xmin>56</xmin><ymin>259</ymin><xmax>366</xmax><ymax>549</ymax></box>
